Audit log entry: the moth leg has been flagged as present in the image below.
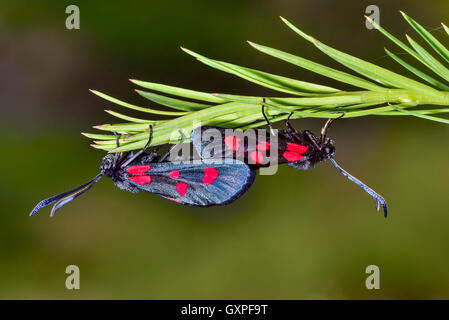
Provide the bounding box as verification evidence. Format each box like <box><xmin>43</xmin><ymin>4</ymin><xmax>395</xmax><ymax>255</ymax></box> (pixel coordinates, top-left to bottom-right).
<box><xmin>112</xmin><ymin>131</ymin><xmax>121</xmax><ymax>168</ymax></box>
<box><xmin>139</xmin><ymin>146</ymin><xmax>162</xmax><ymax>163</ymax></box>
<box><xmin>320</xmin><ymin>113</ymin><xmax>344</xmax><ymax>145</ymax></box>
<box><xmin>113</xmin><ymin>131</ymin><xmax>120</xmax><ymax>148</ymax></box>
<box><xmin>159</xmin><ymin>130</ymin><xmax>185</xmax><ymax>162</ymax></box>
<box><xmin>120</xmin><ymin>125</ymin><xmax>153</xmax><ymax>168</ymax></box>
<box><xmin>285</xmin><ymin>112</ymin><xmax>296</xmax><ymax>132</ymax></box>
<box><xmin>261</xmin><ymin>98</ymin><xmax>276</xmax><ymax>136</ymax></box>
<box><xmin>304</xmin><ymin>130</ymin><xmax>321</xmax><ymax>150</ymax></box>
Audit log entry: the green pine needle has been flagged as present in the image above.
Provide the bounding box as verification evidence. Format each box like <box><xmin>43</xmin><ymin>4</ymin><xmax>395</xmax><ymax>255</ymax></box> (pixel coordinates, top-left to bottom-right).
<box><xmin>85</xmin><ymin>12</ymin><xmax>449</xmax><ymax>152</ymax></box>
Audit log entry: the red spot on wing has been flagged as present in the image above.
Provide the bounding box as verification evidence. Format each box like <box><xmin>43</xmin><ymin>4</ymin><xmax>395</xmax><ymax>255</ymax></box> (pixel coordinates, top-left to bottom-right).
<box><xmin>169</xmin><ymin>170</ymin><xmax>180</xmax><ymax>179</ymax></box>
<box><xmin>129</xmin><ymin>175</ymin><xmax>152</xmax><ymax>185</ymax></box>
<box><xmin>224</xmin><ymin>135</ymin><xmax>241</xmax><ymax>151</ymax></box>
<box><xmin>176</xmin><ymin>182</ymin><xmax>188</xmax><ymax>196</ymax></box>
<box><xmin>283</xmin><ymin>151</ymin><xmax>304</xmax><ymax>162</ymax></box>
<box><xmin>202</xmin><ymin>167</ymin><xmax>218</xmax><ymax>184</ymax></box>
<box><xmin>256</xmin><ymin>141</ymin><xmax>270</xmax><ymax>151</ymax></box>
<box><xmin>126</xmin><ymin>165</ymin><xmax>151</xmax><ymax>175</ymax></box>
<box><xmin>286</xmin><ymin>143</ymin><xmax>307</xmax><ymax>154</ymax></box>
<box><xmin>249</xmin><ymin>151</ymin><xmax>263</xmax><ymax>164</ymax></box>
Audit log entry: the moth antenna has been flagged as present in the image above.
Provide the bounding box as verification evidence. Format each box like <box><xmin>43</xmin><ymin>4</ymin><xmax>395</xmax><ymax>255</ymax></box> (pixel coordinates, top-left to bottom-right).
<box><xmin>49</xmin><ymin>174</ymin><xmax>103</xmax><ymax>217</ymax></box>
<box><xmin>29</xmin><ymin>173</ymin><xmax>103</xmax><ymax>216</ymax></box>
<box><xmin>329</xmin><ymin>158</ymin><xmax>387</xmax><ymax>217</ymax></box>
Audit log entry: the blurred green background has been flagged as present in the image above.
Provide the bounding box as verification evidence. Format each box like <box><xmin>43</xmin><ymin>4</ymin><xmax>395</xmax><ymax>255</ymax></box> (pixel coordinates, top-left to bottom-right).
<box><xmin>1</xmin><ymin>0</ymin><xmax>448</xmax><ymax>299</ymax></box>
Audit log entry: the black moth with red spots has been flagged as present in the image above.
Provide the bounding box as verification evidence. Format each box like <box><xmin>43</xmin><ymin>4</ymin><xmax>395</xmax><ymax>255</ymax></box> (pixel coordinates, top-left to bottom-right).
<box><xmin>29</xmin><ymin>127</ymin><xmax>256</xmax><ymax>217</ymax></box>
<box><xmin>191</xmin><ymin>109</ymin><xmax>387</xmax><ymax>217</ymax></box>
<box><xmin>191</xmin><ymin>125</ymin><xmax>333</xmax><ymax>171</ymax></box>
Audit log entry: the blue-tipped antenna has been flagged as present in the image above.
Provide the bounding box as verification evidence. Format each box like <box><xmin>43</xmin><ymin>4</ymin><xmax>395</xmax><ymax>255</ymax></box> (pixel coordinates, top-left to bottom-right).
<box><xmin>329</xmin><ymin>158</ymin><xmax>387</xmax><ymax>217</ymax></box>
<box><xmin>29</xmin><ymin>173</ymin><xmax>103</xmax><ymax>217</ymax></box>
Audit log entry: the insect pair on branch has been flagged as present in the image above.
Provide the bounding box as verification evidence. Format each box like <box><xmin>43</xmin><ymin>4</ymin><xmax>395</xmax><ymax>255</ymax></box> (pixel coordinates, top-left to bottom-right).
<box><xmin>30</xmin><ymin>100</ymin><xmax>387</xmax><ymax>218</ymax></box>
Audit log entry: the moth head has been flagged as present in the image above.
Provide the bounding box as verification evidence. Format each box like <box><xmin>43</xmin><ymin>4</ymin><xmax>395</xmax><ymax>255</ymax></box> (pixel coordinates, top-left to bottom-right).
<box><xmin>100</xmin><ymin>154</ymin><xmax>116</xmax><ymax>174</ymax></box>
<box><xmin>321</xmin><ymin>138</ymin><xmax>335</xmax><ymax>158</ymax></box>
